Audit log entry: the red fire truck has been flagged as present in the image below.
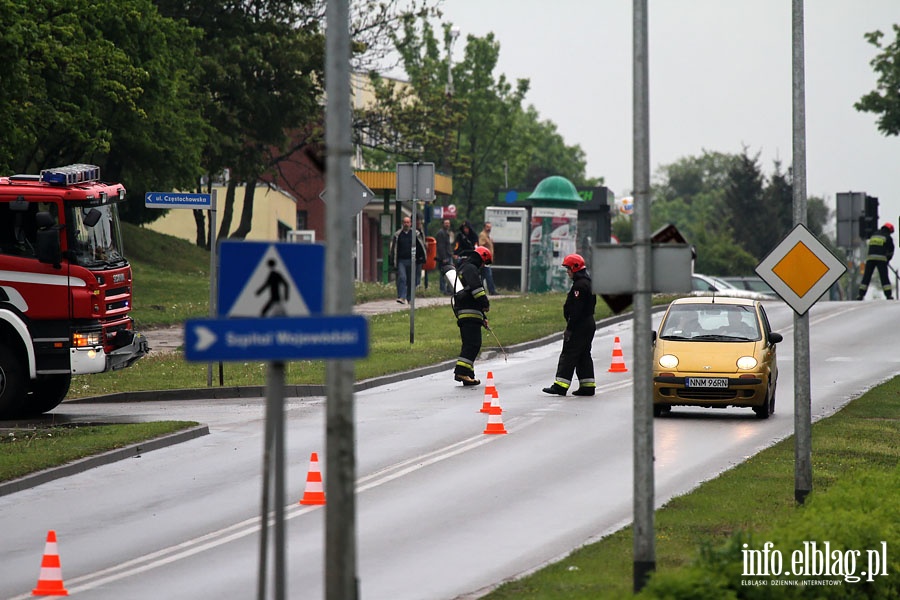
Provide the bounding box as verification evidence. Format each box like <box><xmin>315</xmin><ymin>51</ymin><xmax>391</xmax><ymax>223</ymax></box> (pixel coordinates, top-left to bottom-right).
<box><xmin>0</xmin><ymin>164</ymin><xmax>148</xmax><ymax>417</ymax></box>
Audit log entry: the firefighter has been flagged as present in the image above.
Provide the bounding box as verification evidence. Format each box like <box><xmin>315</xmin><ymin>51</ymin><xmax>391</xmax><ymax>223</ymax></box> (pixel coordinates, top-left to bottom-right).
<box><xmin>451</xmin><ymin>246</ymin><xmax>492</xmax><ymax>386</ymax></box>
<box><xmin>858</xmin><ymin>222</ymin><xmax>895</xmax><ymax>300</ymax></box>
<box><xmin>543</xmin><ymin>253</ymin><xmax>597</xmax><ymax>396</ymax></box>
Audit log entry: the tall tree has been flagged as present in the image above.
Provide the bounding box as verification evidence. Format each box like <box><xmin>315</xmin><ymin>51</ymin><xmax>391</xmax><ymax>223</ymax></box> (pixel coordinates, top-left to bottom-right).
<box><xmin>855</xmin><ymin>25</ymin><xmax>900</xmax><ymax>136</ymax></box>
<box><xmin>649</xmin><ymin>149</ymin><xmax>831</xmax><ymax>274</ymax></box>
<box><xmin>355</xmin><ymin>16</ymin><xmax>594</xmax><ymax>223</ymax></box>
<box><xmin>154</xmin><ymin>0</ymin><xmax>326</xmax><ymax>241</ymax></box>
<box><xmin>0</xmin><ymin>0</ymin><xmax>207</xmax><ymax>224</ymax></box>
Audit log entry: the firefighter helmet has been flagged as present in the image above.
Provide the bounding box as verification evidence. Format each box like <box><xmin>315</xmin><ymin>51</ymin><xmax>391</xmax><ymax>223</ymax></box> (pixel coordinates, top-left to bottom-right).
<box><xmin>884</xmin><ymin>222</ymin><xmax>895</xmax><ymax>233</ymax></box>
<box><xmin>474</xmin><ymin>245</ymin><xmax>493</xmax><ymax>265</ymax></box>
<box><xmin>562</xmin><ymin>253</ymin><xmax>586</xmax><ymax>272</ymax></box>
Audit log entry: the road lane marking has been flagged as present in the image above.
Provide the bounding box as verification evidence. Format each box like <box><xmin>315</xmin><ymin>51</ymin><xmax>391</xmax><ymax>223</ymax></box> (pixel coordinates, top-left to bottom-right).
<box><xmin>15</xmin><ymin>415</ymin><xmax>546</xmax><ymax>596</ymax></box>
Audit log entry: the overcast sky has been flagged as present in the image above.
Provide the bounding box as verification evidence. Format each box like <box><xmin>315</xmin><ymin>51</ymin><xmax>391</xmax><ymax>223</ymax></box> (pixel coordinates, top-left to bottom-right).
<box><xmin>434</xmin><ymin>0</ymin><xmax>899</xmax><ymax>229</ymax></box>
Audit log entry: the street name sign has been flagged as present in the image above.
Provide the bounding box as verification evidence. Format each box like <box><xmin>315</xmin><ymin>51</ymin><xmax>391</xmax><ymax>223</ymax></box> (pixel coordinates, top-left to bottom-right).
<box><xmin>756</xmin><ymin>223</ymin><xmax>847</xmax><ymax>316</ymax></box>
<box><xmin>184</xmin><ymin>316</ymin><xmax>368</xmax><ymax>362</ymax></box>
<box><xmin>145</xmin><ymin>192</ymin><xmax>214</xmax><ymax>209</ymax></box>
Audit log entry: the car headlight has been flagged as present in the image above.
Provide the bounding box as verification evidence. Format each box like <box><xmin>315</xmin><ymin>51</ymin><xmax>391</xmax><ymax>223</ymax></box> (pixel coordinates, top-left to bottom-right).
<box><xmin>737</xmin><ymin>356</ymin><xmax>758</xmax><ymax>370</ymax></box>
<box><xmin>659</xmin><ymin>354</ymin><xmax>679</xmax><ymax>369</ymax></box>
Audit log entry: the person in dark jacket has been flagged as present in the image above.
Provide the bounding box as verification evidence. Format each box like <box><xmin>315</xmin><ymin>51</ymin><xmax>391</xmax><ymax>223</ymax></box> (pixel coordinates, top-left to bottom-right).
<box><xmin>543</xmin><ymin>253</ymin><xmax>597</xmax><ymax>396</ymax></box>
<box><xmin>389</xmin><ymin>216</ymin><xmax>427</xmax><ymax>304</ymax></box>
<box><xmin>858</xmin><ymin>222</ymin><xmax>895</xmax><ymax>300</ymax></box>
<box><xmin>451</xmin><ymin>246</ymin><xmax>492</xmax><ymax>386</ymax></box>
<box><xmin>453</xmin><ymin>221</ymin><xmax>477</xmax><ymax>266</ymax></box>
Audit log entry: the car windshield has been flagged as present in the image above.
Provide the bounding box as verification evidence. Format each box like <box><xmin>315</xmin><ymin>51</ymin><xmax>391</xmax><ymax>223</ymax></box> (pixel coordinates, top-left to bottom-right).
<box><xmin>660</xmin><ymin>305</ymin><xmax>760</xmax><ymax>341</ymax></box>
<box><xmin>67</xmin><ymin>204</ymin><xmax>127</xmax><ymax>268</ymax></box>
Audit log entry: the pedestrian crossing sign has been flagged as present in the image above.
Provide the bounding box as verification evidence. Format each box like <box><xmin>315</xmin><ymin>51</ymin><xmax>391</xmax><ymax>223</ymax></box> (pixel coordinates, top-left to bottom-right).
<box><xmin>217</xmin><ymin>241</ymin><xmax>325</xmax><ymax>318</ymax></box>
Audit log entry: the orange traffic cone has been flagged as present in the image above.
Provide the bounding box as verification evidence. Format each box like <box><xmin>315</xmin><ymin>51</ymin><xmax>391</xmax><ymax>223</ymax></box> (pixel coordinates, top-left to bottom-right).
<box><xmin>32</xmin><ymin>530</ymin><xmax>68</xmax><ymax>596</ymax></box>
<box><xmin>298</xmin><ymin>452</ymin><xmax>326</xmax><ymax>506</ymax></box>
<box><xmin>480</xmin><ymin>371</ymin><xmax>499</xmax><ymax>413</ymax></box>
<box><xmin>483</xmin><ymin>394</ymin><xmax>508</xmax><ymax>435</ymax></box>
<box><xmin>608</xmin><ymin>336</ymin><xmax>628</xmax><ymax>372</ymax></box>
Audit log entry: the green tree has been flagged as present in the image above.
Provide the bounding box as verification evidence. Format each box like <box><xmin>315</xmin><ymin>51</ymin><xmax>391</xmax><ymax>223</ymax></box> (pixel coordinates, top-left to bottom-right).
<box><xmin>0</xmin><ymin>0</ymin><xmax>207</xmax><ymax>225</ymax></box>
<box><xmin>356</xmin><ymin>15</ymin><xmax>595</xmax><ymax>224</ymax></box>
<box><xmin>855</xmin><ymin>25</ymin><xmax>900</xmax><ymax>136</ymax></box>
<box><xmin>648</xmin><ymin>149</ymin><xmax>831</xmax><ymax>274</ymax></box>
<box><xmin>154</xmin><ymin>0</ymin><xmax>326</xmax><ymax>242</ymax></box>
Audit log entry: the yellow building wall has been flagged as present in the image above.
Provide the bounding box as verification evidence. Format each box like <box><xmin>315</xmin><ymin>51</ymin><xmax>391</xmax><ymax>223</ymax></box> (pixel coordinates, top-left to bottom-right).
<box><xmin>147</xmin><ymin>184</ymin><xmax>297</xmax><ymax>242</ymax></box>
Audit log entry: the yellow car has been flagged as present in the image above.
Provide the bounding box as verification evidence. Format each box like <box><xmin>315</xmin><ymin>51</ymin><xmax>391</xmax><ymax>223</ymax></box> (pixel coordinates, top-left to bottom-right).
<box><xmin>652</xmin><ymin>296</ymin><xmax>782</xmax><ymax>419</ymax></box>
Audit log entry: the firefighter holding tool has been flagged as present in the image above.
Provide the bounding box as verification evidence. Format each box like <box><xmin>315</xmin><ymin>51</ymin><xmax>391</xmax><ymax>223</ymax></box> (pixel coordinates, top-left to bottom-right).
<box><xmin>450</xmin><ymin>246</ymin><xmax>492</xmax><ymax>386</ymax></box>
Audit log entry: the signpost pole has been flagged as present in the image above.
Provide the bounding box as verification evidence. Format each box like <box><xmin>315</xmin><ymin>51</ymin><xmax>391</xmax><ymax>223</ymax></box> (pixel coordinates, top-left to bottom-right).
<box><xmin>208</xmin><ymin>189</ymin><xmax>218</xmax><ymax>387</ymax></box>
<box><xmin>632</xmin><ymin>0</ymin><xmax>655</xmax><ymax>592</ymax></box>
<box><xmin>324</xmin><ymin>2</ymin><xmax>359</xmax><ymax>598</ymax></box>
<box><xmin>269</xmin><ymin>360</ymin><xmax>286</xmax><ymax>600</ymax></box>
<box><xmin>791</xmin><ymin>0</ymin><xmax>812</xmax><ymax>505</ymax></box>
<box><xmin>409</xmin><ymin>163</ymin><xmax>417</xmax><ymax>344</ymax></box>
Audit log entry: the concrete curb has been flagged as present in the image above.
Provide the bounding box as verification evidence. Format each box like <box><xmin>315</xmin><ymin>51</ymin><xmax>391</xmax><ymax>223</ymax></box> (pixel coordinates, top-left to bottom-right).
<box><xmin>0</xmin><ymin>424</ymin><xmax>210</xmax><ymax>497</ymax></box>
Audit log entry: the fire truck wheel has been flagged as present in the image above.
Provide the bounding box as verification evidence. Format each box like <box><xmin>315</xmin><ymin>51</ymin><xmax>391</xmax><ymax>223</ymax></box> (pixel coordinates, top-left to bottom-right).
<box><xmin>24</xmin><ymin>374</ymin><xmax>73</xmax><ymax>416</ymax></box>
<box><xmin>0</xmin><ymin>345</ymin><xmax>27</xmax><ymax>418</ymax></box>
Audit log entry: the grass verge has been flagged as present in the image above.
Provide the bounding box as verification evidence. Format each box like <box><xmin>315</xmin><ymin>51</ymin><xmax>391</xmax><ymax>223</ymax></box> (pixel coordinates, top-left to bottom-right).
<box><xmin>0</xmin><ymin>421</ymin><xmax>199</xmax><ymax>481</ymax></box>
<box><xmin>68</xmin><ymin>291</ymin><xmax>597</xmax><ymax>398</ymax></box>
<box><xmin>482</xmin><ymin>376</ymin><xmax>900</xmax><ymax>598</ymax></box>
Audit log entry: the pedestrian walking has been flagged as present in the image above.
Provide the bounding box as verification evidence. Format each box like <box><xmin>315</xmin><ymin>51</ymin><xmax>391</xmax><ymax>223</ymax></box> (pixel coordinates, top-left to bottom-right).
<box><xmin>435</xmin><ymin>219</ymin><xmax>454</xmax><ymax>295</ymax></box>
<box><xmin>451</xmin><ymin>246</ymin><xmax>493</xmax><ymax>386</ymax></box>
<box><xmin>543</xmin><ymin>253</ymin><xmax>597</xmax><ymax>396</ymax></box>
<box><xmin>478</xmin><ymin>221</ymin><xmax>497</xmax><ymax>295</ymax></box>
<box><xmin>858</xmin><ymin>222</ymin><xmax>895</xmax><ymax>300</ymax></box>
<box><xmin>389</xmin><ymin>216</ymin><xmax>426</xmax><ymax>304</ymax></box>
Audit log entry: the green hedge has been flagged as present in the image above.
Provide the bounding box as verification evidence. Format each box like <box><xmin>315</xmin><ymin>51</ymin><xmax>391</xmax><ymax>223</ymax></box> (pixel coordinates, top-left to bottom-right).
<box><xmin>638</xmin><ymin>466</ymin><xmax>900</xmax><ymax>599</ymax></box>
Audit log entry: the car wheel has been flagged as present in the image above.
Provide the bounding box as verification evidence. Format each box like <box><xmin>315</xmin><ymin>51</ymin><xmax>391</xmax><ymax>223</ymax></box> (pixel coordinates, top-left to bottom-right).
<box><xmin>753</xmin><ymin>390</ymin><xmax>774</xmax><ymax>420</ymax></box>
<box><xmin>653</xmin><ymin>404</ymin><xmax>671</xmax><ymax>418</ymax></box>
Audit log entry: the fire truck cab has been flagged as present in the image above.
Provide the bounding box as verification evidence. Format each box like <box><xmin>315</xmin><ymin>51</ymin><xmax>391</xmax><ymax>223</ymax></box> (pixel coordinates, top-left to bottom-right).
<box><xmin>0</xmin><ymin>164</ymin><xmax>149</xmax><ymax>417</ymax></box>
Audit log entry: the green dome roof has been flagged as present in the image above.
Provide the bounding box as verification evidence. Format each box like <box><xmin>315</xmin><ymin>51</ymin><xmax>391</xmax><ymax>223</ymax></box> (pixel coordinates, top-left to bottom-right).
<box><xmin>528</xmin><ymin>176</ymin><xmax>582</xmax><ymax>203</ymax></box>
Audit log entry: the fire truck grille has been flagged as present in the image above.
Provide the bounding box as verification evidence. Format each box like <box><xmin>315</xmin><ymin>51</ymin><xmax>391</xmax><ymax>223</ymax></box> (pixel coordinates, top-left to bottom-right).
<box><xmin>107</xmin><ymin>286</ymin><xmax>130</xmax><ymax>297</ymax></box>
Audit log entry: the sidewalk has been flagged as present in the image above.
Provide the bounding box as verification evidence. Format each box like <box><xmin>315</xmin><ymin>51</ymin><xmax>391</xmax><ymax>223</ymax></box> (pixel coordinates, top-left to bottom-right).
<box><xmin>143</xmin><ymin>295</ymin><xmax>461</xmax><ymax>354</ymax></box>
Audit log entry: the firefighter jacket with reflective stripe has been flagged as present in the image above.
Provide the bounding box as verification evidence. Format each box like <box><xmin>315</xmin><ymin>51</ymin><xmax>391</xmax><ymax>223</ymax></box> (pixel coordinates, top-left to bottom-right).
<box><xmin>563</xmin><ymin>270</ymin><xmax>596</xmax><ymax>333</ymax></box>
<box><xmin>866</xmin><ymin>230</ymin><xmax>895</xmax><ymax>262</ymax></box>
<box><xmin>451</xmin><ymin>259</ymin><xmax>490</xmax><ymax>318</ymax></box>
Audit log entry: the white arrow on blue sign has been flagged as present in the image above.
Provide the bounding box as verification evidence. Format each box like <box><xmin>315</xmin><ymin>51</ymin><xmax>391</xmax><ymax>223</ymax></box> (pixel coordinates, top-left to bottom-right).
<box><xmin>184</xmin><ymin>316</ymin><xmax>368</xmax><ymax>362</ymax></box>
<box><xmin>145</xmin><ymin>192</ymin><xmax>213</xmax><ymax>209</ymax></box>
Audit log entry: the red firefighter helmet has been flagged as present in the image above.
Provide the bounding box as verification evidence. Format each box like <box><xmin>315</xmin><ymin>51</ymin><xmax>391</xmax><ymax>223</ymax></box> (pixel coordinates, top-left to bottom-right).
<box><xmin>884</xmin><ymin>222</ymin><xmax>895</xmax><ymax>233</ymax></box>
<box><xmin>562</xmin><ymin>253</ymin><xmax>586</xmax><ymax>272</ymax></box>
<box><xmin>474</xmin><ymin>245</ymin><xmax>493</xmax><ymax>265</ymax></box>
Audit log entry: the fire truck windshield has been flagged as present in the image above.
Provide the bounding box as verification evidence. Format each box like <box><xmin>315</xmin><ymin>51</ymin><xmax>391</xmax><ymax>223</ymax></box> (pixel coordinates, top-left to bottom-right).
<box><xmin>69</xmin><ymin>204</ymin><xmax>126</xmax><ymax>267</ymax></box>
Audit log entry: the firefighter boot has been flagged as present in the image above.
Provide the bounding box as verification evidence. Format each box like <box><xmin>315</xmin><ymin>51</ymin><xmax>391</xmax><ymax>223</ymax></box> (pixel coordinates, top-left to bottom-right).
<box><xmin>572</xmin><ymin>387</ymin><xmax>595</xmax><ymax>396</ymax></box>
<box><xmin>455</xmin><ymin>374</ymin><xmax>481</xmax><ymax>386</ymax></box>
<box><xmin>542</xmin><ymin>384</ymin><xmax>567</xmax><ymax>396</ymax></box>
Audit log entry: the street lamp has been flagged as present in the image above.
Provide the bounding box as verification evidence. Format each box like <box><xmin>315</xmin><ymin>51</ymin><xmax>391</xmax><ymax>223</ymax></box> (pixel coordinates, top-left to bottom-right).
<box><xmin>446</xmin><ymin>26</ymin><xmax>460</xmax><ymax>96</ymax></box>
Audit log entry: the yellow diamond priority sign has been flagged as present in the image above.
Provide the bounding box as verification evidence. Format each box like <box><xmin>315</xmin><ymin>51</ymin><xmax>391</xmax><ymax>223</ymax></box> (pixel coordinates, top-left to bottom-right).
<box><xmin>755</xmin><ymin>224</ymin><xmax>847</xmax><ymax>315</ymax></box>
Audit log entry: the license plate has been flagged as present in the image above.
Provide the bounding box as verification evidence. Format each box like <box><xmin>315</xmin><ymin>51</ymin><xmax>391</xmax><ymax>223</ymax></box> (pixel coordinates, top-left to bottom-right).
<box><xmin>686</xmin><ymin>377</ymin><xmax>728</xmax><ymax>388</ymax></box>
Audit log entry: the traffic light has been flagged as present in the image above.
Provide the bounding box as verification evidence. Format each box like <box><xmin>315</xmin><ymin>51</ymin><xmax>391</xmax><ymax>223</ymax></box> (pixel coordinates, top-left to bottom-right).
<box><xmin>859</xmin><ymin>195</ymin><xmax>879</xmax><ymax>238</ymax></box>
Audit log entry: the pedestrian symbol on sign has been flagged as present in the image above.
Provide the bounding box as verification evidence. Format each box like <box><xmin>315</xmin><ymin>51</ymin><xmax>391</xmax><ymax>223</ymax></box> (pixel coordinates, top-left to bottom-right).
<box><xmin>257</xmin><ymin>259</ymin><xmax>290</xmax><ymax>316</ymax></box>
<box><xmin>226</xmin><ymin>245</ymin><xmax>310</xmax><ymax>317</ymax></box>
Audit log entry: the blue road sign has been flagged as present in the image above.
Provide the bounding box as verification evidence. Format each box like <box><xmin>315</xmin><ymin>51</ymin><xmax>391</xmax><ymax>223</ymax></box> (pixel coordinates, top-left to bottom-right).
<box><xmin>145</xmin><ymin>192</ymin><xmax>213</xmax><ymax>209</ymax></box>
<box><xmin>218</xmin><ymin>241</ymin><xmax>325</xmax><ymax>318</ymax></box>
<box><xmin>184</xmin><ymin>316</ymin><xmax>368</xmax><ymax>362</ymax></box>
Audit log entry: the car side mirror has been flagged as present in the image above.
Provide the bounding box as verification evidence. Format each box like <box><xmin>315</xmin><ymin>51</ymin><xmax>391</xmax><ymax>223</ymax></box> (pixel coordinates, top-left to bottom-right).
<box><xmin>651</xmin><ymin>330</ymin><xmax>657</xmax><ymax>344</ymax></box>
<box><xmin>768</xmin><ymin>332</ymin><xmax>783</xmax><ymax>344</ymax></box>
